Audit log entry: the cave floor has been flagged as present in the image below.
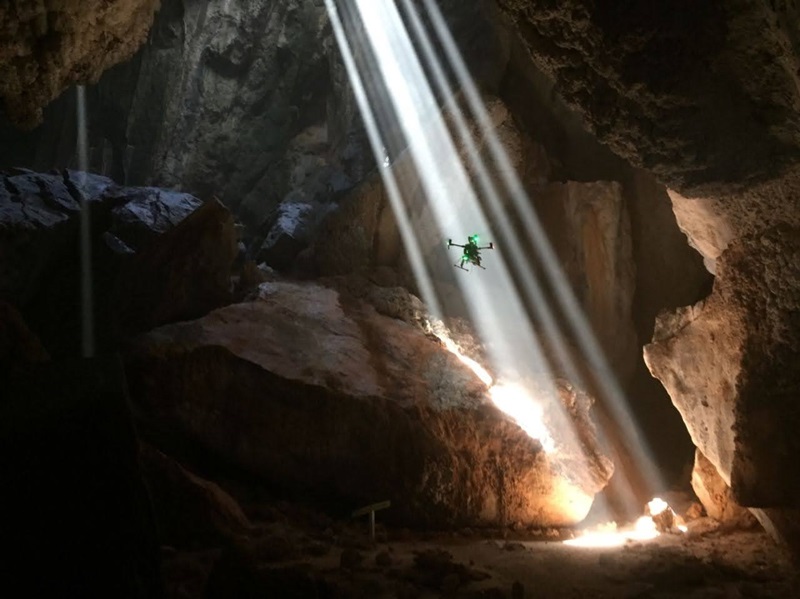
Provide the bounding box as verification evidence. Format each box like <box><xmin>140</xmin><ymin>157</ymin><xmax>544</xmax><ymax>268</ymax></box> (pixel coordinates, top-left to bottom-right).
<box><xmin>163</xmin><ymin>509</ymin><xmax>799</xmax><ymax>598</ymax></box>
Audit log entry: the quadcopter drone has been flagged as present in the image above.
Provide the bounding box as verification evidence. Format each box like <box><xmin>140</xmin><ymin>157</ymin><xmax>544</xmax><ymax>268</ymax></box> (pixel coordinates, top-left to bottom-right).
<box><xmin>447</xmin><ymin>234</ymin><xmax>494</xmax><ymax>271</ymax></box>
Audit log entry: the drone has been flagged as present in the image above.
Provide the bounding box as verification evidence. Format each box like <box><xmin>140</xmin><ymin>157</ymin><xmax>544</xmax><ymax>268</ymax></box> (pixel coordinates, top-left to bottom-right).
<box><xmin>447</xmin><ymin>234</ymin><xmax>494</xmax><ymax>271</ymax></box>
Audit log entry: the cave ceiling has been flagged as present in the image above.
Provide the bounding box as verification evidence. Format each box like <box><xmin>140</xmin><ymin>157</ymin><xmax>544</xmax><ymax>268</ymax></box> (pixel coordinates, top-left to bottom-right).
<box><xmin>2</xmin><ymin>1</ymin><xmax>799</xmax><ymax>198</ymax></box>
<box><xmin>496</xmin><ymin>0</ymin><xmax>800</xmax><ymax>196</ymax></box>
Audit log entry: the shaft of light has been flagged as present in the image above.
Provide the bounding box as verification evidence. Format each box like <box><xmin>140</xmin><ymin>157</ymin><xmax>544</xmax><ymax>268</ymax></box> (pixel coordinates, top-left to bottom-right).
<box><xmin>334</xmin><ymin>0</ymin><xmax>565</xmax><ymax>461</ymax></box>
<box><xmin>396</xmin><ymin>0</ymin><xmax>597</xmax><ymax>458</ymax></box>
<box><xmin>354</xmin><ymin>0</ymin><xmax>555</xmax><ymax>386</ymax></box>
<box><xmin>77</xmin><ymin>85</ymin><xmax>95</xmax><ymax>359</ymax></box>
<box><xmin>422</xmin><ymin>0</ymin><xmax>662</xmax><ymax>496</ymax></box>
<box><xmin>325</xmin><ymin>0</ymin><xmax>442</xmax><ymax>318</ymax></box>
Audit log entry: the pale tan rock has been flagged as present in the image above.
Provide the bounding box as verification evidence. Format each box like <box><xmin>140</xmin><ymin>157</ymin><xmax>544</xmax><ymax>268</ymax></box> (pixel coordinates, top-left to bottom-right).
<box><xmin>691</xmin><ymin>449</ymin><xmax>757</xmax><ymax>528</ymax></box>
<box><xmin>127</xmin><ymin>279</ymin><xmax>613</xmax><ymax>529</ymax></box>
<box><xmin>645</xmin><ymin>225</ymin><xmax>800</xmax><ymax>558</ymax></box>
<box><xmin>667</xmin><ymin>189</ymin><xmax>735</xmax><ymax>274</ymax></box>
<box><xmin>534</xmin><ymin>180</ymin><xmax>637</xmax><ymax>379</ymax></box>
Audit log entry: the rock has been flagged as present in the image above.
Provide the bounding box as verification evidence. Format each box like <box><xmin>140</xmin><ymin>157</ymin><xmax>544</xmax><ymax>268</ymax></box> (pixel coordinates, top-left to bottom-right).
<box><xmin>139</xmin><ymin>443</ymin><xmax>251</xmax><ymax>549</ymax></box>
<box><xmin>0</xmin><ymin>0</ymin><xmax>160</xmax><ymax>127</ymax></box>
<box><xmin>256</xmin><ymin>200</ymin><xmax>317</xmax><ymax>271</ymax></box>
<box><xmin>106</xmin><ymin>186</ymin><xmax>203</xmax><ymax>252</ymax></box>
<box><xmin>533</xmin><ymin>180</ymin><xmax>637</xmax><ymax>379</ymax></box>
<box><xmin>126</xmin><ymin>279</ymin><xmax>613</xmax><ymax>529</ymax></box>
<box><xmin>691</xmin><ymin>449</ymin><xmax>758</xmax><ymax>529</ymax></box>
<box><xmin>645</xmin><ymin>225</ymin><xmax>800</xmax><ymax>556</ymax></box>
<box><xmin>497</xmin><ymin>0</ymin><xmax>800</xmax><ymax>196</ymax></box>
<box><xmin>0</xmin><ymin>170</ymin><xmax>236</xmax><ymax>354</ymax></box>
<box><xmin>115</xmin><ymin>197</ymin><xmax>238</xmax><ymax>336</ymax></box>
<box><xmin>247</xmin><ymin>534</ymin><xmax>303</xmax><ymax>563</ymax></box>
<box><xmin>667</xmin><ymin>189</ymin><xmax>735</xmax><ymax>275</ymax></box>
<box><xmin>311</xmin><ymin>174</ymin><xmax>396</xmax><ymax>276</ymax></box>
<box><xmin>408</xmin><ymin>549</ymin><xmax>489</xmax><ymax>592</ymax></box>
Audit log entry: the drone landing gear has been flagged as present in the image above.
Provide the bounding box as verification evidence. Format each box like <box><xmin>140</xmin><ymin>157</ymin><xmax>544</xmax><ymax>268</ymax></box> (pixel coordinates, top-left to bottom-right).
<box><xmin>455</xmin><ymin>262</ymin><xmax>485</xmax><ymax>271</ymax></box>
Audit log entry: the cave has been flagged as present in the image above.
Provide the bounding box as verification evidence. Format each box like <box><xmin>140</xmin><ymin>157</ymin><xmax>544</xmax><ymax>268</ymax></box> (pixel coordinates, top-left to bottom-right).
<box><xmin>1</xmin><ymin>1</ymin><xmax>799</xmax><ymax>597</ymax></box>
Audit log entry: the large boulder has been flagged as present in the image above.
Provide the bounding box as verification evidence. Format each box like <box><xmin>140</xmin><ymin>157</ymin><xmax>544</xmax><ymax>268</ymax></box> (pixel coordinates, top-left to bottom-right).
<box><xmin>644</xmin><ymin>225</ymin><xmax>800</xmax><ymax>554</ymax></box>
<box><xmin>126</xmin><ymin>280</ymin><xmax>613</xmax><ymax>529</ymax></box>
<box><xmin>0</xmin><ymin>169</ymin><xmax>237</xmax><ymax>355</ymax></box>
<box><xmin>114</xmin><ymin>197</ymin><xmax>238</xmax><ymax>337</ymax></box>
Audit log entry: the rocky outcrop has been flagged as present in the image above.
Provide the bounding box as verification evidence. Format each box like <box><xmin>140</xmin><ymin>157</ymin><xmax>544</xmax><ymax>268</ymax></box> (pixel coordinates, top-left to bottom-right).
<box><xmin>691</xmin><ymin>449</ymin><xmax>757</xmax><ymax>528</ymax></box>
<box><xmin>126</xmin><ymin>279</ymin><xmax>613</xmax><ymax>529</ymax></box>
<box><xmin>497</xmin><ymin>0</ymin><xmax>800</xmax><ymax>196</ymax></box>
<box><xmin>667</xmin><ymin>190</ymin><xmax>734</xmax><ymax>275</ymax></box>
<box><xmin>644</xmin><ymin>226</ymin><xmax>800</xmax><ymax>553</ymax></box>
<box><xmin>115</xmin><ymin>197</ymin><xmax>237</xmax><ymax>337</ymax></box>
<box><xmin>140</xmin><ymin>443</ymin><xmax>251</xmax><ymax>549</ymax></box>
<box><xmin>534</xmin><ymin>180</ymin><xmax>637</xmax><ymax>380</ymax></box>
<box><xmin>0</xmin><ymin>169</ymin><xmax>236</xmax><ymax>355</ymax></box>
<box><xmin>0</xmin><ymin>0</ymin><xmax>160</xmax><ymax>127</ymax></box>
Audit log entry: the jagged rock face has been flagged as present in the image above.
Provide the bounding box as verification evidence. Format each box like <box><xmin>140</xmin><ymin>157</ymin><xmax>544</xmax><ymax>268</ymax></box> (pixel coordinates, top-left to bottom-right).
<box><xmin>496</xmin><ymin>0</ymin><xmax>800</xmax><ymax>196</ymax></box>
<box><xmin>0</xmin><ymin>0</ymin><xmax>160</xmax><ymax>127</ymax></box>
<box><xmin>534</xmin><ymin>180</ymin><xmax>637</xmax><ymax>379</ymax></box>
<box><xmin>0</xmin><ymin>169</ymin><xmax>236</xmax><ymax>355</ymax></box>
<box><xmin>126</xmin><ymin>280</ymin><xmax>613</xmax><ymax>529</ymax></box>
<box><xmin>691</xmin><ymin>449</ymin><xmax>757</xmax><ymax>528</ymax></box>
<box><xmin>644</xmin><ymin>226</ymin><xmax>800</xmax><ymax>552</ymax></box>
<box><xmin>667</xmin><ymin>189</ymin><xmax>735</xmax><ymax>275</ymax></box>
<box><xmin>139</xmin><ymin>443</ymin><xmax>251</xmax><ymax>549</ymax></box>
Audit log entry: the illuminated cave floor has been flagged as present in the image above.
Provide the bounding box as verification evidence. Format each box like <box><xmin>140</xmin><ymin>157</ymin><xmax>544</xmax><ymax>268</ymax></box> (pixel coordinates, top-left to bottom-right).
<box><xmin>164</xmin><ymin>510</ymin><xmax>798</xmax><ymax>598</ymax></box>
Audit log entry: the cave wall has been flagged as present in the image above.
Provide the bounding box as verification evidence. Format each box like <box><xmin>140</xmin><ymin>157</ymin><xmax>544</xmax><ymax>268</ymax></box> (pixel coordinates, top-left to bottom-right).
<box><xmin>492</xmin><ymin>0</ymin><xmax>800</xmax><ymax>557</ymax></box>
<box><xmin>0</xmin><ymin>0</ymin><xmax>714</xmax><ymax>481</ymax></box>
<box><xmin>0</xmin><ymin>0</ymin><xmax>161</xmax><ymax>128</ymax></box>
<box><xmin>495</xmin><ymin>0</ymin><xmax>800</xmax><ymax>195</ymax></box>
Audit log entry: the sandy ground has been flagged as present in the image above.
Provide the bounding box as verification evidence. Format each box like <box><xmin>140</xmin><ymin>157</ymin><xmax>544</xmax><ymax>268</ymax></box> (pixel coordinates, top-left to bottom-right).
<box><xmin>163</xmin><ymin>509</ymin><xmax>799</xmax><ymax>598</ymax></box>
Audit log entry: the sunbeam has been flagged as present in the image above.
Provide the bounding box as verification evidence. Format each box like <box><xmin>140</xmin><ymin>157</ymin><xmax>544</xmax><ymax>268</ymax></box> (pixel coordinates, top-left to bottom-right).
<box><xmin>325</xmin><ymin>0</ymin><xmax>662</xmax><ymax>525</ymax></box>
<box><xmin>419</xmin><ymin>0</ymin><xmax>664</xmax><ymax>502</ymax></box>
<box><xmin>76</xmin><ymin>84</ymin><xmax>95</xmax><ymax>359</ymax></box>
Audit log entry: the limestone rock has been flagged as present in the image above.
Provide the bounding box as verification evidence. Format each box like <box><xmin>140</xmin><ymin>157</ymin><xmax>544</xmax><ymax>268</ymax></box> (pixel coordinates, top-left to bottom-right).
<box><xmin>0</xmin><ymin>0</ymin><xmax>160</xmax><ymax>127</ymax></box>
<box><xmin>126</xmin><ymin>279</ymin><xmax>613</xmax><ymax>529</ymax></box>
<box><xmin>667</xmin><ymin>189</ymin><xmax>735</xmax><ymax>275</ymax></box>
<box><xmin>115</xmin><ymin>197</ymin><xmax>237</xmax><ymax>336</ymax></box>
<box><xmin>691</xmin><ymin>449</ymin><xmax>757</xmax><ymax>528</ymax></box>
<box><xmin>105</xmin><ymin>186</ymin><xmax>203</xmax><ymax>252</ymax></box>
<box><xmin>139</xmin><ymin>443</ymin><xmax>251</xmax><ymax>549</ymax></box>
<box><xmin>645</xmin><ymin>225</ymin><xmax>800</xmax><ymax>552</ymax></box>
<box><xmin>534</xmin><ymin>180</ymin><xmax>637</xmax><ymax>379</ymax></box>
<box><xmin>310</xmin><ymin>173</ymin><xmax>398</xmax><ymax>277</ymax></box>
<box><xmin>0</xmin><ymin>170</ymin><xmax>235</xmax><ymax>354</ymax></box>
<box><xmin>497</xmin><ymin>0</ymin><xmax>800</xmax><ymax>196</ymax></box>
<box><xmin>256</xmin><ymin>201</ymin><xmax>317</xmax><ymax>271</ymax></box>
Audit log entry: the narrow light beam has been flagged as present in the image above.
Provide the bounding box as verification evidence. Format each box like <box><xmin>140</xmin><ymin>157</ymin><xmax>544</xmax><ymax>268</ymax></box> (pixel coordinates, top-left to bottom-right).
<box><xmin>77</xmin><ymin>85</ymin><xmax>95</xmax><ymax>359</ymax></box>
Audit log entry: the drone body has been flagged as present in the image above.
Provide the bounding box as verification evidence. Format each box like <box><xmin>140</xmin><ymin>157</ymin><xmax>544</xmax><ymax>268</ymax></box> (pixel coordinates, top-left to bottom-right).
<box><xmin>447</xmin><ymin>234</ymin><xmax>494</xmax><ymax>271</ymax></box>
